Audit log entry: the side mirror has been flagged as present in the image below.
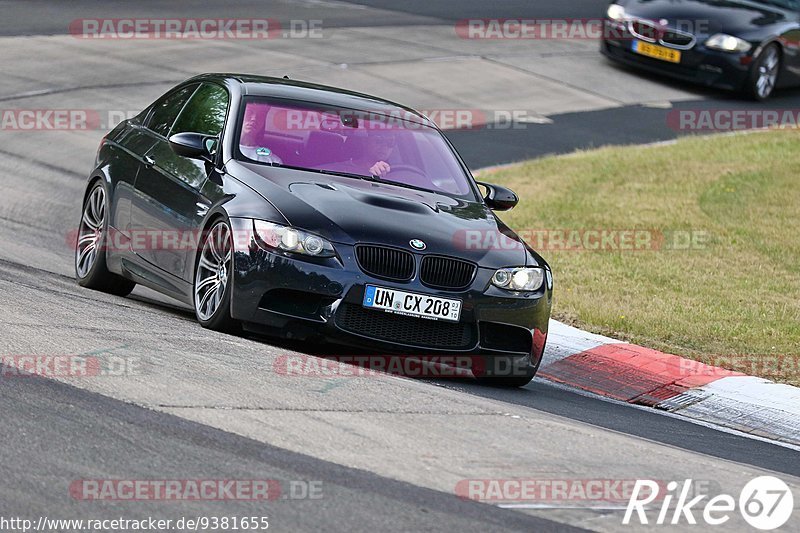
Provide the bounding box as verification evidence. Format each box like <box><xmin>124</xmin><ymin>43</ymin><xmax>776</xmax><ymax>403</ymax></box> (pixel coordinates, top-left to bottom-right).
<box><xmin>476</xmin><ymin>181</ymin><xmax>518</xmax><ymax>211</ymax></box>
<box><xmin>168</xmin><ymin>132</ymin><xmax>217</xmax><ymax>162</ymax></box>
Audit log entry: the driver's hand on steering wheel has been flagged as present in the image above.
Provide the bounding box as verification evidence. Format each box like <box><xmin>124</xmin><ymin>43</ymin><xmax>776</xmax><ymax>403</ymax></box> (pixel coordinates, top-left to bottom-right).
<box><xmin>369</xmin><ymin>161</ymin><xmax>391</xmax><ymax>177</ymax></box>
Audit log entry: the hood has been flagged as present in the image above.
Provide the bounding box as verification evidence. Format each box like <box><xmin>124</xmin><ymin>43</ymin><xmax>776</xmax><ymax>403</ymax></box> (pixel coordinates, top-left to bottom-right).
<box><xmin>620</xmin><ymin>0</ymin><xmax>792</xmax><ymax>35</ymax></box>
<box><xmin>231</xmin><ymin>161</ymin><xmax>544</xmax><ymax>269</ymax></box>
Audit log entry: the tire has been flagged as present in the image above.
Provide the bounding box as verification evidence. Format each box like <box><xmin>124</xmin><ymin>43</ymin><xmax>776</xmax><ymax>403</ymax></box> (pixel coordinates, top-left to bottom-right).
<box><xmin>75</xmin><ymin>181</ymin><xmax>136</xmax><ymax>296</ymax></box>
<box><xmin>744</xmin><ymin>43</ymin><xmax>781</xmax><ymax>101</ymax></box>
<box><xmin>193</xmin><ymin>217</ymin><xmax>240</xmax><ymax>333</ymax></box>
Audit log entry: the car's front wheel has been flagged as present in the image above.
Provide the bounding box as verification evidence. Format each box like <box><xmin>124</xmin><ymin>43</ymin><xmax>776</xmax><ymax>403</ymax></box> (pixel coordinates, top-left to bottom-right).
<box><xmin>75</xmin><ymin>181</ymin><xmax>136</xmax><ymax>296</ymax></box>
<box><xmin>745</xmin><ymin>43</ymin><xmax>781</xmax><ymax>100</ymax></box>
<box><xmin>194</xmin><ymin>218</ymin><xmax>240</xmax><ymax>333</ymax></box>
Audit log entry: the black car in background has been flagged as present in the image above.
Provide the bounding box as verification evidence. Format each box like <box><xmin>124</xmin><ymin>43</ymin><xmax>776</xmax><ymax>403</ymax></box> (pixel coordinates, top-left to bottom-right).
<box><xmin>602</xmin><ymin>0</ymin><xmax>800</xmax><ymax>99</ymax></box>
<box><xmin>75</xmin><ymin>74</ymin><xmax>553</xmax><ymax>387</ymax></box>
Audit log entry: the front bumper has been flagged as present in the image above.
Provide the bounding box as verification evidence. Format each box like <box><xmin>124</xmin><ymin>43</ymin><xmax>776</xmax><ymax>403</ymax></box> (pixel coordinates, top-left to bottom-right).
<box><xmin>601</xmin><ymin>20</ymin><xmax>752</xmax><ymax>92</ymax></box>
<box><xmin>228</xmin><ymin>218</ymin><xmax>552</xmax><ymax>370</ymax></box>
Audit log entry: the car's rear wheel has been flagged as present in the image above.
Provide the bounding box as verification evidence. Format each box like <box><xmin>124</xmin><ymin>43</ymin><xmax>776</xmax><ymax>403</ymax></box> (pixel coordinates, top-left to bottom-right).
<box><xmin>745</xmin><ymin>43</ymin><xmax>781</xmax><ymax>101</ymax></box>
<box><xmin>75</xmin><ymin>181</ymin><xmax>136</xmax><ymax>296</ymax></box>
<box><xmin>194</xmin><ymin>218</ymin><xmax>240</xmax><ymax>333</ymax></box>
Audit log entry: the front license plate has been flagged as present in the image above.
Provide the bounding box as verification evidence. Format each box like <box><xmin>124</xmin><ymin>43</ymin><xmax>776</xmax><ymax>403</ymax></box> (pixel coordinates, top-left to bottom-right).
<box><xmin>632</xmin><ymin>40</ymin><xmax>681</xmax><ymax>63</ymax></box>
<box><xmin>363</xmin><ymin>285</ymin><xmax>461</xmax><ymax>323</ymax></box>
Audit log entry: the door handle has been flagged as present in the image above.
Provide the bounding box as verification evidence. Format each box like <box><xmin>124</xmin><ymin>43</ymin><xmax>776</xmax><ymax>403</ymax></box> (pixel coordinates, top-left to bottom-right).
<box><xmin>143</xmin><ymin>155</ymin><xmax>156</xmax><ymax>168</ymax></box>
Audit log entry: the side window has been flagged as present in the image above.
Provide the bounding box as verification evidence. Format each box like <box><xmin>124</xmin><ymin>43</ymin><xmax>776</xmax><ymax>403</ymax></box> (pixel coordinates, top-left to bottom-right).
<box><xmin>146</xmin><ymin>85</ymin><xmax>197</xmax><ymax>137</ymax></box>
<box><xmin>170</xmin><ymin>83</ymin><xmax>229</xmax><ymax>137</ymax></box>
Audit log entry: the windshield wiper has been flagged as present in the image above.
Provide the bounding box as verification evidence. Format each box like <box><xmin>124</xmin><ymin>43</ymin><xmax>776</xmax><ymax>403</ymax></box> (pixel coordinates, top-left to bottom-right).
<box><xmin>317</xmin><ymin>169</ymin><xmax>439</xmax><ymax>194</ymax></box>
<box><xmin>380</xmin><ymin>180</ymin><xmax>437</xmax><ymax>195</ymax></box>
<box><xmin>254</xmin><ymin>163</ymin><xmax>441</xmax><ymax>195</ymax></box>
<box><xmin>315</xmin><ymin>169</ymin><xmax>379</xmax><ymax>182</ymax></box>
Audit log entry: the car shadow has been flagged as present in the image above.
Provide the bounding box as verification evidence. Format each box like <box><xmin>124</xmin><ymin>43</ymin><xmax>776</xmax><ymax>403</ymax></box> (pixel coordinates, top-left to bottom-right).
<box><xmin>603</xmin><ymin>57</ymin><xmax>800</xmax><ymax>103</ymax></box>
<box><xmin>124</xmin><ymin>291</ymin><xmax>539</xmax><ymax>388</ymax></box>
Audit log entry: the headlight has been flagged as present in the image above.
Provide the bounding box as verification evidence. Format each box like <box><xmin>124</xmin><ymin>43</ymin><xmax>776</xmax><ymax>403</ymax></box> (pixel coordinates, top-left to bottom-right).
<box><xmin>253</xmin><ymin>220</ymin><xmax>336</xmax><ymax>257</ymax></box>
<box><xmin>491</xmin><ymin>267</ymin><xmax>545</xmax><ymax>292</ymax></box>
<box><xmin>705</xmin><ymin>33</ymin><xmax>751</xmax><ymax>53</ymax></box>
<box><xmin>607</xmin><ymin>4</ymin><xmax>626</xmax><ymax>21</ymax></box>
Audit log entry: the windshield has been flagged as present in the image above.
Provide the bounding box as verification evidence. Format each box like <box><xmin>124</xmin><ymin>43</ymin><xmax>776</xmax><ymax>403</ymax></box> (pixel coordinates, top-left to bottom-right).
<box><xmin>235</xmin><ymin>98</ymin><xmax>477</xmax><ymax>199</ymax></box>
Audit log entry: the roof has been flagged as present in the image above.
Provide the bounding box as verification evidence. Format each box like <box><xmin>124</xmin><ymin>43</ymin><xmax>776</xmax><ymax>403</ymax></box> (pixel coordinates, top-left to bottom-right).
<box><xmin>186</xmin><ymin>73</ymin><xmax>434</xmax><ymax>127</ymax></box>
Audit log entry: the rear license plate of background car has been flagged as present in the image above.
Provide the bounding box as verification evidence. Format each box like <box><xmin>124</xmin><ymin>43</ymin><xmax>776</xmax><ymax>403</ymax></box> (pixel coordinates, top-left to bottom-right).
<box><xmin>362</xmin><ymin>285</ymin><xmax>461</xmax><ymax>322</ymax></box>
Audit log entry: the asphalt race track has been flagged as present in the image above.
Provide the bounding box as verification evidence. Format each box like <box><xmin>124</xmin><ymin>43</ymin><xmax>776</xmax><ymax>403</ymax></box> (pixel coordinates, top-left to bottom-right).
<box><xmin>1</xmin><ymin>1</ymin><xmax>799</xmax><ymax>531</ymax></box>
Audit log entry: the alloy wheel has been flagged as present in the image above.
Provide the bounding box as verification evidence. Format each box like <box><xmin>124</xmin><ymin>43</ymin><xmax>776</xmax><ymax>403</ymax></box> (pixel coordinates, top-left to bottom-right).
<box><xmin>756</xmin><ymin>47</ymin><xmax>779</xmax><ymax>99</ymax></box>
<box><xmin>76</xmin><ymin>186</ymin><xmax>105</xmax><ymax>278</ymax></box>
<box><xmin>194</xmin><ymin>221</ymin><xmax>233</xmax><ymax>321</ymax></box>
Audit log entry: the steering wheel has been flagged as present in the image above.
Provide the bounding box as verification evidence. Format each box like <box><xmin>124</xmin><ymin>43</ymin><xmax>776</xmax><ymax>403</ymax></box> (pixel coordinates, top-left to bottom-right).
<box><xmin>384</xmin><ymin>164</ymin><xmax>426</xmax><ymax>179</ymax></box>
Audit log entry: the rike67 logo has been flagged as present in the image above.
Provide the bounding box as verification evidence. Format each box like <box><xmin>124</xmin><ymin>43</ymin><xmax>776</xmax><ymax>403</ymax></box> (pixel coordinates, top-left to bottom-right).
<box><xmin>624</xmin><ymin>476</ymin><xmax>794</xmax><ymax>530</ymax></box>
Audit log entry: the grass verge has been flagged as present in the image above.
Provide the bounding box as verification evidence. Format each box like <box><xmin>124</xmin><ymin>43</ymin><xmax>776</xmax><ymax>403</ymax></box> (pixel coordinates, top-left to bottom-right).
<box><xmin>481</xmin><ymin>130</ymin><xmax>800</xmax><ymax>385</ymax></box>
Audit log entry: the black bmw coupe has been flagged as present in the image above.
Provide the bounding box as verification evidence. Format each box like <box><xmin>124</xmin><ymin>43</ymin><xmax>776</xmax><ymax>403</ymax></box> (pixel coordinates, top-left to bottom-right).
<box><xmin>602</xmin><ymin>0</ymin><xmax>800</xmax><ymax>99</ymax></box>
<box><xmin>75</xmin><ymin>74</ymin><xmax>552</xmax><ymax>386</ymax></box>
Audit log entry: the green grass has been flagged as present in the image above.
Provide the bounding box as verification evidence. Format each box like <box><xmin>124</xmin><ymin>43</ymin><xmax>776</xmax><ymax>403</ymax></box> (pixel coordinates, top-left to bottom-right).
<box><xmin>480</xmin><ymin>130</ymin><xmax>800</xmax><ymax>385</ymax></box>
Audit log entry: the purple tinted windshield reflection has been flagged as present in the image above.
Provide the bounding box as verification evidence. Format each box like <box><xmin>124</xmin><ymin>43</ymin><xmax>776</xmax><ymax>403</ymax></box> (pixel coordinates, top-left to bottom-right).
<box><xmin>237</xmin><ymin>100</ymin><xmax>474</xmax><ymax>198</ymax></box>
